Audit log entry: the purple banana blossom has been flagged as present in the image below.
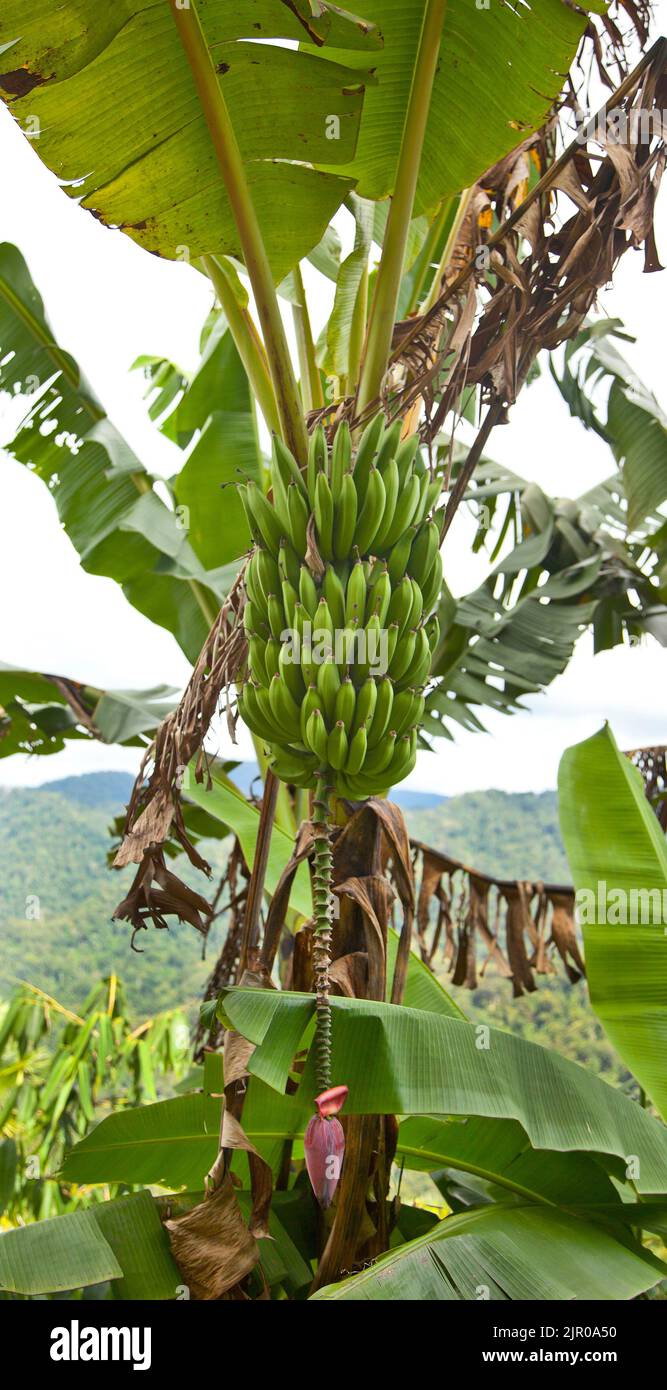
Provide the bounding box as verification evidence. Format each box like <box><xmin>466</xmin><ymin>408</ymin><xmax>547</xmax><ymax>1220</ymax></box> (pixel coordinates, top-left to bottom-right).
<box><xmin>304</xmin><ymin>1085</ymin><xmax>348</xmax><ymax>1208</ymax></box>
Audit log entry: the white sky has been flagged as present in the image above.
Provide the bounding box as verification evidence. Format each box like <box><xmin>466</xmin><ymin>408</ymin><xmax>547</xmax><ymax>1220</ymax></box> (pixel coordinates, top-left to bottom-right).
<box><xmin>0</xmin><ymin>53</ymin><xmax>666</xmax><ymax>797</ymax></box>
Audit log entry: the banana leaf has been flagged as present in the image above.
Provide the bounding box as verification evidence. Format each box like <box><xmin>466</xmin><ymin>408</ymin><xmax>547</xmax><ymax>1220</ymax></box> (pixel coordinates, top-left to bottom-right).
<box><xmin>559</xmin><ymin>723</ymin><xmax>667</xmax><ymax>1121</ymax></box>
<box><xmin>0</xmin><ymin>3</ymin><xmax>589</xmax><ymax>274</ymax></box>
<box><xmin>217</xmin><ymin>987</ymin><xmax>667</xmax><ymax>1192</ymax></box>
<box><xmin>311</xmin><ymin>1203</ymin><xmax>667</xmax><ymax>1301</ymax></box>
<box><xmin>184</xmin><ymin>757</ymin><xmax>313</xmax><ymax>919</ymax></box>
<box><xmin>0</xmin><ymin>1191</ymin><xmax>180</xmax><ymax>1298</ymax></box>
<box><xmin>0</xmin><ymin>243</ymin><xmax>230</xmax><ymax>661</ymax></box>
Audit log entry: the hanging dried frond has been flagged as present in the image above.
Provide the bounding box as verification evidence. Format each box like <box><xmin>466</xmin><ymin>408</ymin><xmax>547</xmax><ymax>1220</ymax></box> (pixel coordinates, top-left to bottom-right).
<box><xmin>193</xmin><ymin>841</ymin><xmax>251</xmax><ymax>1060</ymax></box>
<box><xmin>112</xmin><ymin>565</ymin><xmax>248</xmax><ymax>934</ymax></box>
<box><xmin>391</xmin><ymin>38</ymin><xmax>666</xmax><ymax>445</ymax></box>
<box><xmin>411</xmin><ymin>840</ymin><xmax>583</xmax><ymax>998</ymax></box>
<box><xmin>114</xmin><ymin>564</ymin><xmax>247</xmax><ymax>875</ymax></box>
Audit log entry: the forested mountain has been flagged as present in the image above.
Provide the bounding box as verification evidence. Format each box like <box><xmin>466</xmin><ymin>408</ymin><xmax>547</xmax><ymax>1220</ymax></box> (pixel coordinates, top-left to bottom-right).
<box><xmin>0</xmin><ymin>771</ymin><xmax>624</xmax><ymax>1089</ymax></box>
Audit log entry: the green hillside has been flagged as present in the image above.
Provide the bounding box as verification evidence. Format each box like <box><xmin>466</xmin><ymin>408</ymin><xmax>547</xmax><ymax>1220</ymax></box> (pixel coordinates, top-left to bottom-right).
<box><xmin>0</xmin><ymin>772</ymin><xmax>631</xmax><ymax>1093</ymax></box>
<box><xmin>408</xmin><ymin>788</ymin><xmax>569</xmax><ymax>882</ymax></box>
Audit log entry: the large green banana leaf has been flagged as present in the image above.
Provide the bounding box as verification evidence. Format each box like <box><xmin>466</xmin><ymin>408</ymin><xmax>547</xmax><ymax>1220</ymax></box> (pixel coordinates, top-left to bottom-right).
<box><xmin>218</xmin><ymin>987</ymin><xmax>667</xmax><ymax>1191</ymax></box>
<box><xmin>0</xmin><ymin>1207</ymin><xmax>122</xmax><ymax>1295</ymax></box>
<box><xmin>312</xmin><ymin>1203</ymin><xmax>666</xmax><ymax>1301</ymax></box>
<box><xmin>559</xmin><ymin>723</ymin><xmax>667</xmax><ymax>1121</ymax></box>
<box><xmin>321</xmin><ymin>0</ymin><xmax>590</xmax><ymax>211</ymax></box>
<box><xmin>0</xmin><ymin>243</ymin><xmax>246</xmax><ymax>660</ymax></box>
<box><xmin>0</xmin><ymin>663</ymin><xmax>179</xmax><ymax>757</ymax></box>
<box><xmin>184</xmin><ymin>756</ymin><xmax>313</xmax><ymax>919</ymax></box>
<box><xmin>61</xmin><ymin>1075</ymin><xmax>627</xmax><ymax>1214</ymax></box>
<box><xmin>0</xmin><ymin>1</ymin><xmax>590</xmax><ymax>276</ymax></box>
<box><xmin>551</xmin><ymin>323</ymin><xmax>667</xmax><ymax>533</ymax></box>
<box><xmin>0</xmin><ymin>2</ymin><xmax>376</xmax><ymax>280</ymax></box>
<box><xmin>428</xmin><ymin>429</ymin><xmax>665</xmax><ymax>738</ymax></box>
<box><xmin>0</xmin><ymin>1190</ymin><xmax>181</xmax><ymax>1298</ymax></box>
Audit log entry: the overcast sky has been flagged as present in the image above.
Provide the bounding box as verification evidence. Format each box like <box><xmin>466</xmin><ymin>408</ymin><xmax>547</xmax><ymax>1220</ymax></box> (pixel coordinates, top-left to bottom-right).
<box><xmin>0</xmin><ymin>67</ymin><xmax>665</xmax><ymax>797</ymax></box>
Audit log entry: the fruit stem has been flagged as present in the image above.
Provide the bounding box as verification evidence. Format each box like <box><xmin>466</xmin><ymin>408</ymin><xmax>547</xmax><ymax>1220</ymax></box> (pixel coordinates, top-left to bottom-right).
<box><xmin>312</xmin><ymin>773</ymin><xmax>335</xmax><ymax>1092</ymax></box>
<box><xmin>170</xmin><ymin>0</ymin><xmax>307</xmax><ymax>463</ymax></box>
<box><xmin>356</xmin><ymin>0</ymin><xmax>447</xmax><ymax>417</ymax></box>
<box><xmin>201</xmin><ymin>254</ymin><xmax>280</xmax><ymax>435</ymax></box>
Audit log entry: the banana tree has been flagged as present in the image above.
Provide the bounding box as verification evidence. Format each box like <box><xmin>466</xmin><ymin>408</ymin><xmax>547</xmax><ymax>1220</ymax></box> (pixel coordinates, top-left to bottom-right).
<box><xmin>1</xmin><ymin>0</ymin><xmax>667</xmax><ymax>1298</ymax></box>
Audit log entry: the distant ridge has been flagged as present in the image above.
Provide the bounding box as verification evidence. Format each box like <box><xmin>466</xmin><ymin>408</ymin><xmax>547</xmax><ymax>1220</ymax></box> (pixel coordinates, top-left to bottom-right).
<box><xmin>30</xmin><ymin>767</ymin><xmax>445</xmax><ymax>812</ymax></box>
<box><xmin>35</xmin><ymin>770</ymin><xmax>135</xmax><ymax>808</ymax></box>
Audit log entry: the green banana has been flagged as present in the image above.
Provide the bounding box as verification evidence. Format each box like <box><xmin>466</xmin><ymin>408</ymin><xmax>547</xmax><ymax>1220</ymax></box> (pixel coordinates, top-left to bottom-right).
<box><xmin>345</xmin><ymin>561</ymin><xmax>367</xmax><ymax>627</ymax></box>
<box><xmin>256</xmin><ymin>549</ymin><xmax>281</xmax><ymax>606</ymax></box>
<box><xmin>300</xmin><ymin>684</ymin><xmax>320</xmax><ymax>745</ymax></box>
<box><xmin>245</xmin><ymin>481</ymin><xmax>285</xmax><ymax>556</ymax></box>
<box><xmin>372</xmin><ymin>457</ymin><xmax>400</xmax><ymax>552</ymax></box>
<box><xmin>245</xmin><ymin>550</ymin><xmax>265</xmax><ymax>612</ymax></box>
<box><xmin>408</xmin><ymin>520</ymin><xmax>439</xmax><ymax>585</ymax></box>
<box><xmin>421</xmin><ymin>549</ymin><xmax>444</xmax><ymax>616</ymax></box>
<box><xmin>402</xmin><ymin>626</ymin><xmax>431</xmax><ymax>689</ymax></box>
<box><xmin>389</xmin><ymin>628</ymin><xmax>417</xmax><ymax>683</ymax></box>
<box><xmin>380</xmin><ymin>471</ymin><xmax>421</xmax><ymax>551</ymax></box>
<box><xmin>278</xmin><ymin>537</ymin><xmax>300</xmax><ymax>590</ymax></box>
<box><xmin>281</xmin><ymin>578</ymin><xmax>297</xmax><ymax>628</ymax></box>
<box><xmin>273</xmin><ymin>434</ymin><xmax>308</xmax><ymax>499</ymax></box>
<box><xmin>365</xmin><ymin>565</ymin><xmax>391</xmax><ymax>626</ymax></box>
<box><xmin>331</xmin><ymin>420</ymin><xmax>351</xmax><ymax>493</ymax></box>
<box><xmin>317</xmin><ymin>657</ymin><xmax>341</xmax><ymax>724</ymax></box>
<box><xmin>334</xmin><ymin>472</ymin><xmax>358</xmax><ymax>560</ymax></box>
<box><xmin>425</xmin><ymin>614</ymin><xmax>440</xmax><ymax>652</ymax></box>
<box><xmin>269</xmin><ymin>673</ymin><xmax>301</xmax><ymax>740</ymax></box>
<box><xmin>351</xmin><ymin>677</ymin><xmax>377</xmax><ymax>735</ymax></box>
<box><xmin>248</xmin><ymin>635</ymin><xmax>269</xmax><ymax>688</ymax></box>
<box><xmin>323</xmin><ymin>565</ymin><xmax>345</xmax><ymax>630</ymax></box>
<box><xmin>352</xmin><ymin>411</ymin><xmax>385</xmax><ymax>496</ymax></box>
<box><xmin>375</xmin><ymin>418</ymin><xmax>402</xmax><ymax>470</ymax></box>
<box><xmin>354</xmin><ymin>465</ymin><xmax>385</xmax><ymax>555</ymax></box>
<box><xmin>314</xmin><ymin>471</ymin><xmax>334</xmax><ymax>561</ymax></box>
<box><xmin>243</xmin><ymin>599</ymin><xmax>269</xmax><ymax>640</ymax></box>
<box><xmin>367</xmin><ymin>678</ymin><xmax>394</xmax><ymax>749</ymax></box>
<box><xmin>407</xmin><ymin>577</ymin><xmax>424</xmax><ymax>631</ymax></box>
<box><xmin>386</xmin><ymin>575</ymin><xmax>414</xmax><ymax>639</ymax></box>
<box><xmin>265</xmin><ymin>636</ymin><xmax>281</xmax><ymax>681</ymax></box>
<box><xmin>393</xmin><ymin>434</ymin><xmax>419</xmax><ymax>478</ymax></box>
<box><xmin>305</xmin><ymin>708</ymin><xmax>329</xmax><ymax>763</ymax></box>
<box><xmin>299</xmin><ymin>565</ymin><xmax>318</xmax><ymax>618</ymax></box>
<box><xmin>287</xmin><ymin>481</ymin><xmax>309</xmax><ymax>556</ymax></box>
<box><xmin>335</xmin><ymin>676</ymin><xmax>356</xmax><ymax>726</ymax></box>
<box><xmin>327</xmin><ymin>721</ymin><xmax>348</xmax><ymax>772</ymax></box>
<box><xmin>387</xmin><ymin>525</ymin><xmax>417</xmax><ymax>585</ymax></box>
<box><xmin>345</xmin><ymin>724</ymin><xmax>368</xmax><ymax>776</ymax></box>
<box><xmin>362</xmin><ymin>729</ymin><xmax>397</xmax><ymax>777</ymax></box>
<box><xmin>307</xmin><ymin>425</ymin><xmax>327</xmax><ymax>507</ymax></box>
<box><xmin>267</xmin><ymin>593</ymin><xmax>285</xmax><ymax>641</ymax></box>
<box><xmin>279</xmin><ymin>642</ymin><xmax>305</xmax><ymax>703</ymax></box>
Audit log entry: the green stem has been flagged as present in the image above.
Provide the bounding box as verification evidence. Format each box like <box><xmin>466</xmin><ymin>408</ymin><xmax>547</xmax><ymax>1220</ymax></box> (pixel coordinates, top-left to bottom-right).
<box><xmin>356</xmin><ymin>0</ymin><xmax>447</xmax><ymax>415</ymax></box>
<box><xmin>201</xmin><ymin>255</ymin><xmax>280</xmax><ymax>435</ymax></box>
<box><xmin>422</xmin><ymin>186</ymin><xmax>473</xmax><ymax>313</ymax></box>
<box><xmin>170</xmin><ymin>0</ymin><xmax>307</xmax><ymax>463</ymax></box>
<box><xmin>347</xmin><ymin>263</ymin><xmax>369</xmax><ymax>392</ymax></box>
<box><xmin>312</xmin><ymin>774</ymin><xmax>334</xmax><ymax>1093</ymax></box>
<box><xmin>291</xmin><ymin>265</ymin><xmax>324</xmax><ymax>414</ymax></box>
<box><xmin>404</xmin><ymin>197</ymin><xmax>451</xmax><ymax>315</ymax></box>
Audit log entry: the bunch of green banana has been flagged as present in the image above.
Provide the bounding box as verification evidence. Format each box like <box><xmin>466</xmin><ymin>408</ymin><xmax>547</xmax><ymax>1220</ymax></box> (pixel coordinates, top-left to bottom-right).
<box><xmin>236</xmin><ymin>413</ymin><xmax>442</xmax><ymax>799</ymax></box>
